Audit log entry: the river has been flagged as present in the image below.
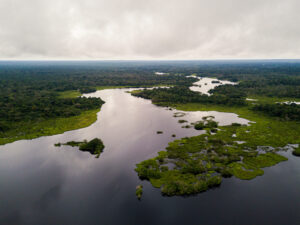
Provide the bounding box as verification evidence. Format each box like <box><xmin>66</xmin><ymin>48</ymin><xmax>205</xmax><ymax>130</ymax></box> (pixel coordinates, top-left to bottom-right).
<box><xmin>0</xmin><ymin>85</ymin><xmax>300</xmax><ymax>225</ymax></box>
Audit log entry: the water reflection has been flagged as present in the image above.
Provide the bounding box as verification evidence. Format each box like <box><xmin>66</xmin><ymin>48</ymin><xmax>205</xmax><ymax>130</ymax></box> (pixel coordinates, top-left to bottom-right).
<box><xmin>0</xmin><ymin>88</ymin><xmax>299</xmax><ymax>225</ymax></box>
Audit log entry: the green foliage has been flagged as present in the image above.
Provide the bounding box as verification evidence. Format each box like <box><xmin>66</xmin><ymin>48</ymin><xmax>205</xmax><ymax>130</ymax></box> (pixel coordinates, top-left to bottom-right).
<box><xmin>56</xmin><ymin>138</ymin><xmax>105</xmax><ymax>157</ymax></box>
<box><xmin>132</xmin><ymin>86</ymin><xmax>246</xmax><ymax>106</ymax></box>
<box><xmin>243</xmin><ymin>152</ymin><xmax>288</xmax><ymax>168</ymax></box>
<box><xmin>194</xmin><ymin>121</ymin><xmax>205</xmax><ymax>130</ymax></box>
<box><xmin>172</xmin><ymin>103</ymin><xmax>300</xmax><ymax>149</ymax></box>
<box><xmin>0</xmin><ymin>62</ymin><xmax>192</xmax><ymax>144</ymax></box>
<box><xmin>79</xmin><ymin>138</ymin><xmax>105</xmax><ymax>157</ymax></box>
<box><xmin>58</xmin><ymin>90</ymin><xmax>81</xmax><ymax>98</ymax></box>
<box><xmin>228</xmin><ymin>163</ymin><xmax>264</xmax><ymax>180</ymax></box>
<box><xmin>0</xmin><ymin>109</ymin><xmax>99</xmax><ymax>145</ymax></box>
<box><xmin>292</xmin><ymin>147</ymin><xmax>300</xmax><ymax>156</ymax></box>
<box><xmin>135</xmin><ymin>121</ymin><xmax>289</xmax><ymax>195</ymax></box>
<box><xmin>206</xmin><ymin>120</ymin><xmax>218</xmax><ymax>128</ymax></box>
<box><xmin>194</xmin><ymin>120</ymin><xmax>218</xmax><ymax>130</ymax></box>
<box><xmin>65</xmin><ymin>141</ymin><xmax>82</xmax><ymax>147</ymax></box>
<box><xmin>135</xmin><ymin>159</ymin><xmax>161</xmax><ymax>180</ymax></box>
<box><xmin>136</xmin><ymin>185</ymin><xmax>143</xmax><ymax>200</ymax></box>
<box><xmin>252</xmin><ymin>103</ymin><xmax>300</xmax><ymax>121</ymax></box>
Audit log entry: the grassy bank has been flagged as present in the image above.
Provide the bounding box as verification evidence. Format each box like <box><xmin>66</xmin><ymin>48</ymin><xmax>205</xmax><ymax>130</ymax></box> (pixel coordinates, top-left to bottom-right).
<box><xmin>58</xmin><ymin>90</ymin><xmax>81</xmax><ymax>98</ymax></box>
<box><xmin>169</xmin><ymin>103</ymin><xmax>300</xmax><ymax>147</ymax></box>
<box><xmin>247</xmin><ymin>95</ymin><xmax>300</xmax><ymax>104</ymax></box>
<box><xmin>0</xmin><ymin>109</ymin><xmax>100</xmax><ymax>145</ymax></box>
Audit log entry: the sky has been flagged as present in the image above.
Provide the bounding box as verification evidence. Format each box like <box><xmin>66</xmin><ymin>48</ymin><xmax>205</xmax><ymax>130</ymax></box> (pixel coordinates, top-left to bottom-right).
<box><xmin>0</xmin><ymin>0</ymin><xmax>299</xmax><ymax>60</ymax></box>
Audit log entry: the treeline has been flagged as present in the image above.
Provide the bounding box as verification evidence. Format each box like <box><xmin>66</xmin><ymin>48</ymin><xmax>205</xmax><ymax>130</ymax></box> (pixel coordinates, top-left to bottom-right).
<box><xmin>132</xmin><ymin>86</ymin><xmax>246</xmax><ymax>106</ymax></box>
<box><xmin>211</xmin><ymin>80</ymin><xmax>300</xmax><ymax>99</ymax></box>
<box><xmin>0</xmin><ymin>96</ymin><xmax>104</xmax><ymax>132</ymax></box>
<box><xmin>252</xmin><ymin>103</ymin><xmax>300</xmax><ymax>121</ymax></box>
<box><xmin>0</xmin><ymin>63</ymin><xmax>194</xmax><ymax>94</ymax></box>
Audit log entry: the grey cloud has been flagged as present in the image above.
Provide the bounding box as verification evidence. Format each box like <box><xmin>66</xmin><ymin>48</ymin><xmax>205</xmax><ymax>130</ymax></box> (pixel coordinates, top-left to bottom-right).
<box><xmin>0</xmin><ymin>0</ymin><xmax>299</xmax><ymax>59</ymax></box>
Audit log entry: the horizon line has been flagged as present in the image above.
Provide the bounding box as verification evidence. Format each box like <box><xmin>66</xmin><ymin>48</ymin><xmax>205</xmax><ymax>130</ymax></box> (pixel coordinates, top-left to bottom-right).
<box><xmin>0</xmin><ymin>58</ymin><xmax>300</xmax><ymax>62</ymax></box>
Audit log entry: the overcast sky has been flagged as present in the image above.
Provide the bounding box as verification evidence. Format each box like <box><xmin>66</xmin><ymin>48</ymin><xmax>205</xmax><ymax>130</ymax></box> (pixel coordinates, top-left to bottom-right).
<box><xmin>0</xmin><ymin>0</ymin><xmax>299</xmax><ymax>60</ymax></box>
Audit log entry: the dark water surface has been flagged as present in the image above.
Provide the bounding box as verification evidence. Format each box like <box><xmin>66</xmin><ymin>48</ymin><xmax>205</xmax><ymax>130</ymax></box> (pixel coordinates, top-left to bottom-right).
<box><xmin>0</xmin><ymin>89</ymin><xmax>299</xmax><ymax>225</ymax></box>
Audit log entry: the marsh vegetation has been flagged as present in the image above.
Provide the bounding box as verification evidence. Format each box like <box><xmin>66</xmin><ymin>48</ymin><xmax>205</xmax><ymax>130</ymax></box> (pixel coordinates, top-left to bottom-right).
<box><xmin>135</xmin><ymin>122</ymin><xmax>288</xmax><ymax>196</ymax></box>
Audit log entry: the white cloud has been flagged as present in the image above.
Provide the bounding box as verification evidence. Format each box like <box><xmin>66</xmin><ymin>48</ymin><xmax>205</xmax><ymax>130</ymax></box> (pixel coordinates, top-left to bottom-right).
<box><xmin>0</xmin><ymin>0</ymin><xmax>299</xmax><ymax>59</ymax></box>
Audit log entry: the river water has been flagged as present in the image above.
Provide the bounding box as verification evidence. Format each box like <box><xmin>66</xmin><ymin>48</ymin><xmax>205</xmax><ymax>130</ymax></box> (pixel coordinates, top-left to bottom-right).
<box><xmin>0</xmin><ymin>87</ymin><xmax>300</xmax><ymax>225</ymax></box>
<box><xmin>189</xmin><ymin>76</ymin><xmax>236</xmax><ymax>95</ymax></box>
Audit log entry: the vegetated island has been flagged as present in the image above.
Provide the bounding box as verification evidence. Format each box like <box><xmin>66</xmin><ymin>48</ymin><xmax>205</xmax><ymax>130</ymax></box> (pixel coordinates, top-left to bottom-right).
<box><xmin>55</xmin><ymin>138</ymin><xmax>105</xmax><ymax>158</ymax></box>
<box><xmin>135</xmin><ymin>121</ymin><xmax>288</xmax><ymax>196</ymax></box>
<box><xmin>136</xmin><ymin>185</ymin><xmax>143</xmax><ymax>200</ymax></box>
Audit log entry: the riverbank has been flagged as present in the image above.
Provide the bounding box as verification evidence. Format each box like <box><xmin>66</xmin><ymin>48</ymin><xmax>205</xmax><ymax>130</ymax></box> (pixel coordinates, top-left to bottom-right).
<box><xmin>0</xmin><ymin>109</ymin><xmax>100</xmax><ymax>145</ymax></box>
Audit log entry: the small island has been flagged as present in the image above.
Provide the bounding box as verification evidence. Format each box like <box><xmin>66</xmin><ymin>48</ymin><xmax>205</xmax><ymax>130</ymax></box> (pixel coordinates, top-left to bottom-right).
<box><xmin>136</xmin><ymin>185</ymin><xmax>143</xmax><ymax>200</ymax></box>
<box><xmin>194</xmin><ymin>118</ymin><xmax>218</xmax><ymax>130</ymax></box>
<box><xmin>178</xmin><ymin>119</ymin><xmax>188</xmax><ymax>123</ymax></box>
<box><xmin>173</xmin><ymin>112</ymin><xmax>186</xmax><ymax>117</ymax></box>
<box><xmin>292</xmin><ymin>147</ymin><xmax>300</xmax><ymax>156</ymax></box>
<box><xmin>55</xmin><ymin>138</ymin><xmax>105</xmax><ymax>158</ymax></box>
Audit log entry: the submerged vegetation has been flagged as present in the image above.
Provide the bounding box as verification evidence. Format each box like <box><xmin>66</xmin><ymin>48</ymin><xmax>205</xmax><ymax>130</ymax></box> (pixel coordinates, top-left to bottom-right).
<box><xmin>55</xmin><ymin>138</ymin><xmax>105</xmax><ymax>158</ymax></box>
